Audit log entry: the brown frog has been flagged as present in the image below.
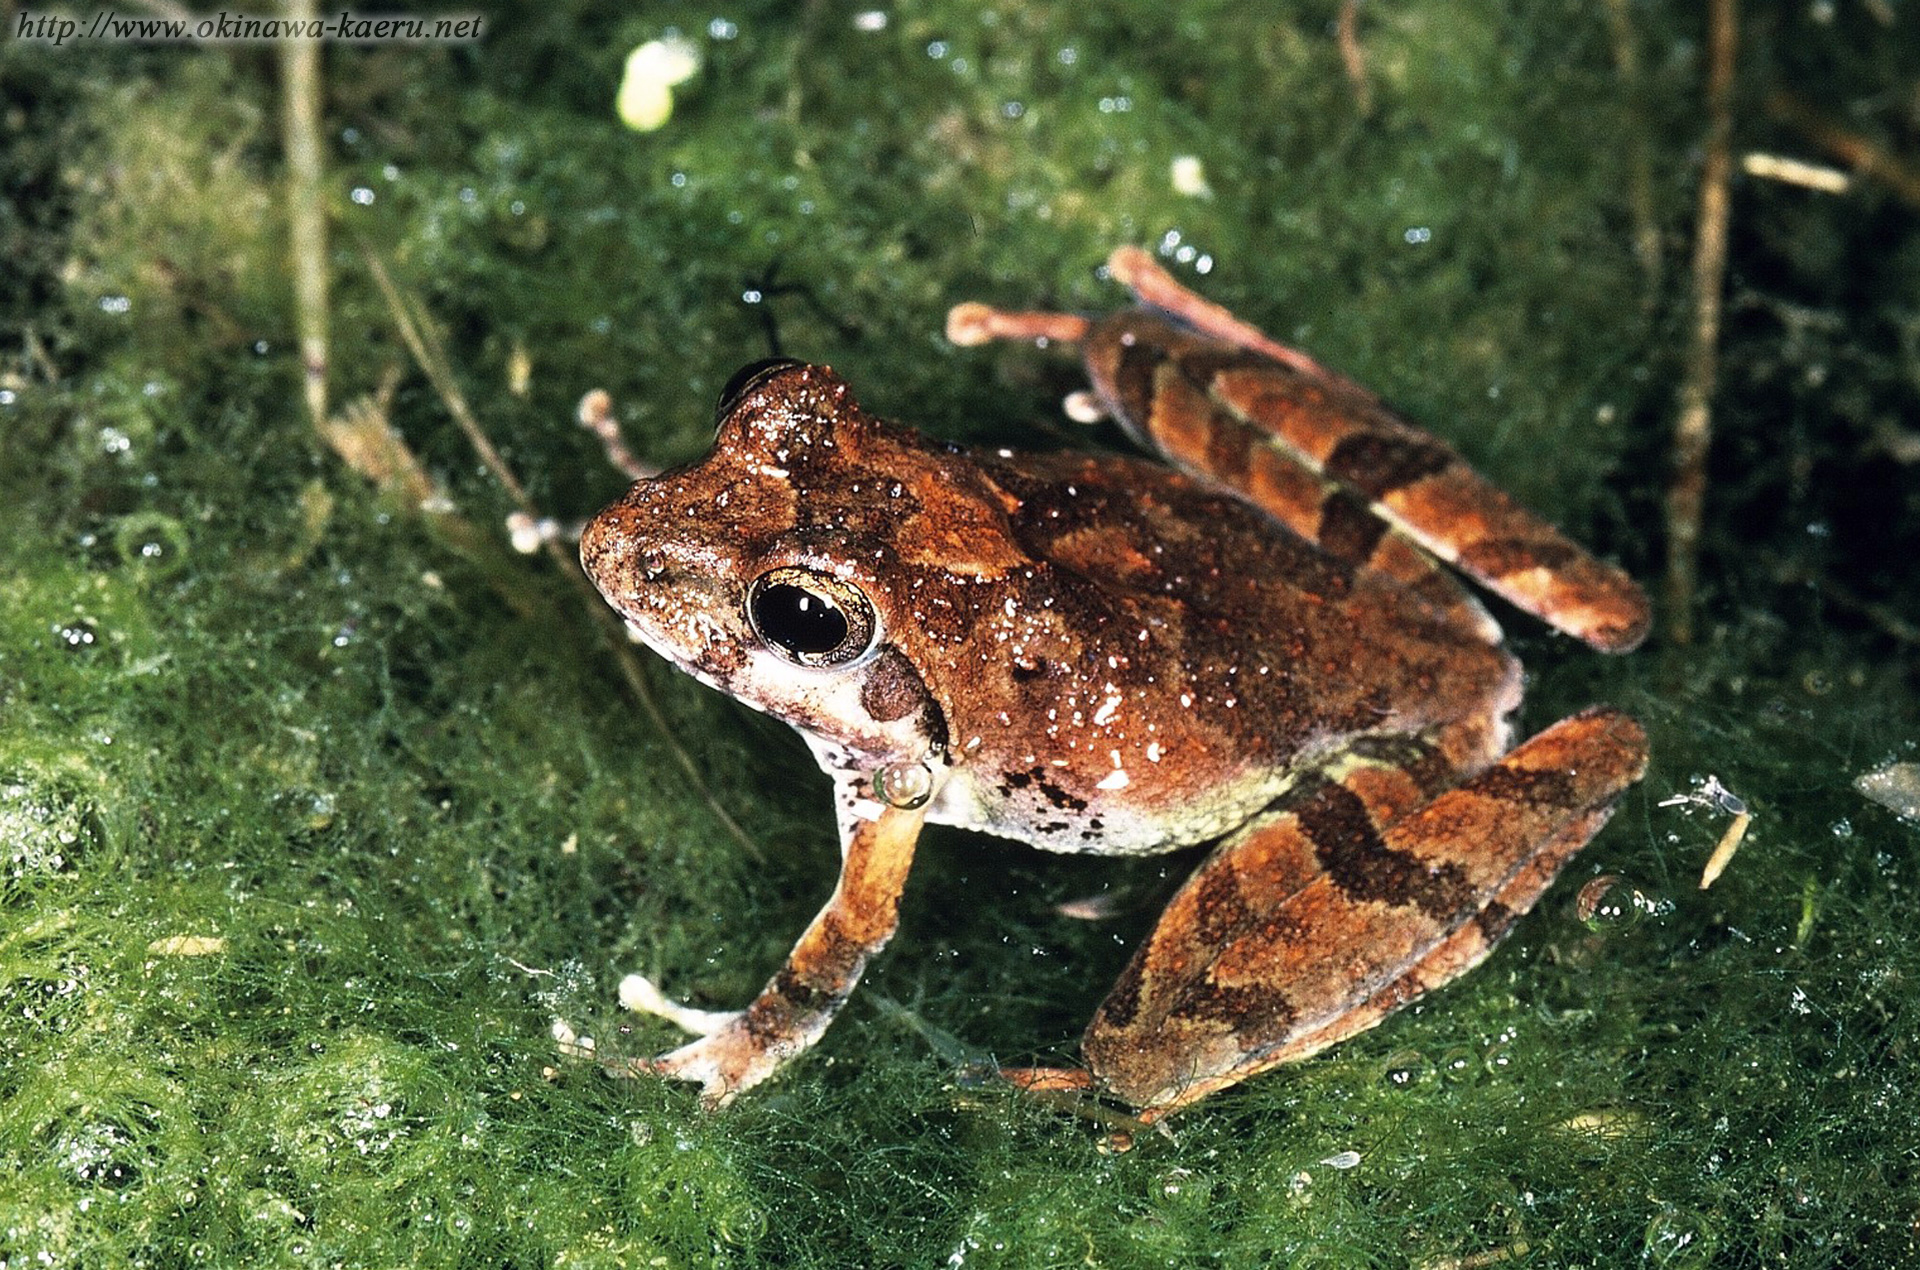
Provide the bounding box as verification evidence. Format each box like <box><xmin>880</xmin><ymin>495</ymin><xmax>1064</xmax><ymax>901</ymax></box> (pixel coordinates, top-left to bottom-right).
<box><xmin>578</xmin><ymin>247</ymin><xmax>1648</xmax><ymax>1123</ymax></box>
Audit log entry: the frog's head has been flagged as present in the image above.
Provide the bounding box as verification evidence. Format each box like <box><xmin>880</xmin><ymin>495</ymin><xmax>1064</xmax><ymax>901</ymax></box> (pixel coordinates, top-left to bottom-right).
<box><xmin>581</xmin><ymin>360</ymin><xmax>1024</xmax><ymax>775</ymax></box>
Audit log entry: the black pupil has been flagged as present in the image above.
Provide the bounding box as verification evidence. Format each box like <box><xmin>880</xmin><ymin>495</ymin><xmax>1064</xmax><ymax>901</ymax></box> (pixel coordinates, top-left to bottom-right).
<box><xmin>753</xmin><ymin>583</ymin><xmax>850</xmax><ymax>656</ymax></box>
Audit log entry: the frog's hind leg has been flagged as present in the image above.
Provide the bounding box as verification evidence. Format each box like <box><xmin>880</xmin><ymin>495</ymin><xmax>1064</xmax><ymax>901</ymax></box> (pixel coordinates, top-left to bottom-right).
<box><xmin>1105</xmin><ymin>348</ymin><xmax>1508</xmax><ymax>647</ymax></box>
<box><xmin>1082</xmin><ymin>706</ymin><xmax>1647</xmax><ymax>1122</ymax></box>
<box><xmin>948</xmin><ymin>279</ymin><xmax>1501</xmax><ymax>645</ymax></box>
<box><xmin>1090</xmin><ymin>246</ymin><xmax>1650</xmax><ymax>653</ymax></box>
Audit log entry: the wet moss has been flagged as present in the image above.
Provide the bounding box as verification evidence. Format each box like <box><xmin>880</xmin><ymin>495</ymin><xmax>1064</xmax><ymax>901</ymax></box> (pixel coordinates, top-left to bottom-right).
<box><xmin>2</xmin><ymin>2</ymin><xmax>1917</xmax><ymax>1266</ymax></box>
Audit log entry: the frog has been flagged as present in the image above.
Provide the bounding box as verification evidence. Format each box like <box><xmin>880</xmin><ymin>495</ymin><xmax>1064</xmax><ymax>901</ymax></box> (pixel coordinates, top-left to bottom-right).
<box><xmin>578</xmin><ymin>246</ymin><xmax>1649</xmax><ymax>1124</ymax></box>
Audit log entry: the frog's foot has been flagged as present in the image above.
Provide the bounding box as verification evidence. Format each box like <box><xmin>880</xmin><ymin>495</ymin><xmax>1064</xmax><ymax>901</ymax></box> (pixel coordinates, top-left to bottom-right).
<box><xmin>608</xmin><ymin>975</ymin><xmax>810</xmax><ymax>1105</ymax></box>
<box><xmin>998</xmin><ymin>1066</ymin><xmax>1095</xmax><ymax>1095</ymax></box>
<box><xmin>944</xmin><ymin>304</ymin><xmax>1111</xmax><ymax>425</ymax></box>
<box><xmin>603</xmin><ymin>975</ymin><xmax>783</xmax><ymax>1106</ymax></box>
<box><xmin>618</xmin><ymin>972</ymin><xmax>741</xmax><ymax>1037</ymax></box>
<box><xmin>992</xmin><ymin>1066</ymin><xmax>1165</xmax><ymax>1149</ymax></box>
<box><xmin>612</xmin><ymin>1020</ymin><xmax>806</xmax><ymax>1109</ymax></box>
<box><xmin>1102</xmin><ymin>246</ymin><xmax>1354</xmax><ymax>385</ymax></box>
<box><xmin>945</xmin><ymin>301</ymin><xmax>1090</xmax><ymax>348</ymax></box>
<box><xmin>577</xmin><ymin>388</ymin><xmax>656</xmax><ymax>482</ymax></box>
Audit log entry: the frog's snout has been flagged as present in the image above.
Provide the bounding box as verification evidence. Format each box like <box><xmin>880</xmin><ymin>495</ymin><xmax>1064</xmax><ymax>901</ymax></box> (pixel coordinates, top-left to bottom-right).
<box><xmin>578</xmin><ymin>503</ymin><xmax>641</xmax><ymax>594</ymax></box>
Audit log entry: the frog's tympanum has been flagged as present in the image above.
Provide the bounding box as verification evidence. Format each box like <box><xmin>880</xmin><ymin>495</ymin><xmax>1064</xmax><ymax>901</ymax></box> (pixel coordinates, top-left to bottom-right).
<box><xmin>580</xmin><ymin>247</ymin><xmax>1648</xmax><ymax>1123</ymax></box>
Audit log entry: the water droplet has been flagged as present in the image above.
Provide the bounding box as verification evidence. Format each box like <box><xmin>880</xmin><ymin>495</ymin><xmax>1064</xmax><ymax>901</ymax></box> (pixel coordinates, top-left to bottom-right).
<box><xmin>872</xmin><ymin>760</ymin><xmax>933</xmax><ymax>810</ymax></box>
<box><xmin>1437</xmin><ymin>1045</ymin><xmax>1477</xmax><ymax>1083</ymax></box>
<box><xmin>1643</xmin><ymin>1207</ymin><xmax>1717</xmax><ymax>1267</ymax></box>
<box><xmin>113</xmin><ymin>512</ymin><xmax>190</xmax><ymax>580</ymax></box>
<box><xmin>1380</xmin><ymin>1049</ymin><xmax>1434</xmax><ymax>1089</ymax></box>
<box><xmin>54</xmin><ymin>619</ymin><xmax>99</xmax><ymax>652</ymax></box>
<box><xmin>716</xmin><ymin>1200</ymin><xmax>767</xmax><ymax>1245</ymax></box>
<box><xmin>1576</xmin><ymin>874</ymin><xmax>1648</xmax><ymax>932</ymax></box>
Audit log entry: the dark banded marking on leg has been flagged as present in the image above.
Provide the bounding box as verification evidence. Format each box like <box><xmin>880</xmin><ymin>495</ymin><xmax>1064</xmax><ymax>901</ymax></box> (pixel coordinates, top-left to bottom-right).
<box><xmin>1084</xmin><ymin>707</ymin><xmax>1646</xmax><ymax>1116</ymax></box>
<box><xmin>1112</xmin><ymin>339</ymin><xmax>1502</xmax><ymax>644</ymax></box>
<box><xmin>1205</xmin><ymin>364</ymin><xmax>1648</xmax><ymax>652</ymax></box>
<box><xmin>1079</xmin><ymin>266</ymin><xmax>1647</xmax><ymax>652</ymax></box>
<box><xmin>1279</xmin><ymin>777</ymin><xmax>1478</xmax><ymax>920</ymax></box>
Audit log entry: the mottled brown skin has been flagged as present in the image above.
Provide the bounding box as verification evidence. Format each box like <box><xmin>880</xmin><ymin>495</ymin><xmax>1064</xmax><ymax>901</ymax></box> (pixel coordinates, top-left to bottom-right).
<box><xmin>580</xmin><ymin>249</ymin><xmax>1648</xmax><ymax>1118</ymax></box>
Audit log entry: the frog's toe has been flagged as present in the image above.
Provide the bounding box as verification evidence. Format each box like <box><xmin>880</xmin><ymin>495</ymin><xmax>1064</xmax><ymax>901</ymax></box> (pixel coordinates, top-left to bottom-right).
<box><xmin>997</xmin><ymin>1065</ymin><xmax>1095</xmax><ymax>1094</ymax></box>
<box><xmin>618</xmin><ymin>972</ymin><xmax>742</xmax><ymax>1036</ymax></box>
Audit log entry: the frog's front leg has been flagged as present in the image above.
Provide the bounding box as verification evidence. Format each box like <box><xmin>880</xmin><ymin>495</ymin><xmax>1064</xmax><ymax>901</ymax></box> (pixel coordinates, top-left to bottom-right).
<box><xmin>615</xmin><ymin>781</ymin><xmax>926</xmax><ymax>1106</ymax></box>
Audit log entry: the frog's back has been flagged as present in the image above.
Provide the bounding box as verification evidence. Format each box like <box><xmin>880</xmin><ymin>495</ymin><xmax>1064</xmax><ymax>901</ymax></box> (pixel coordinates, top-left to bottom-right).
<box><xmin>928</xmin><ymin>447</ymin><xmax>1519</xmax><ymax>855</ymax></box>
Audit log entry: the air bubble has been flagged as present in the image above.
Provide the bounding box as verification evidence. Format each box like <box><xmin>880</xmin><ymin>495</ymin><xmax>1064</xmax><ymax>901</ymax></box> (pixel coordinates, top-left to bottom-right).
<box><xmin>113</xmin><ymin>512</ymin><xmax>190</xmax><ymax>580</ymax></box>
<box><xmin>1575</xmin><ymin>874</ymin><xmax>1648</xmax><ymax>932</ymax></box>
<box><xmin>872</xmin><ymin>760</ymin><xmax>934</xmax><ymax>810</ymax></box>
<box><xmin>1437</xmin><ymin>1045</ymin><xmax>1477</xmax><ymax>1082</ymax></box>
<box><xmin>1643</xmin><ymin>1207</ymin><xmax>1718</xmax><ymax>1267</ymax></box>
<box><xmin>55</xmin><ymin>619</ymin><xmax>99</xmax><ymax>652</ymax></box>
<box><xmin>1380</xmin><ymin>1049</ymin><xmax>1433</xmax><ymax>1089</ymax></box>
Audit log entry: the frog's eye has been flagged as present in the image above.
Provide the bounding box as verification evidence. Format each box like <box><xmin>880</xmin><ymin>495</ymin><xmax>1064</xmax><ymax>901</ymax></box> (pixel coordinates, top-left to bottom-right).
<box><xmin>715</xmin><ymin>358</ymin><xmax>805</xmax><ymax>425</ymax></box>
<box><xmin>747</xmin><ymin>567</ymin><xmax>877</xmax><ymax>668</ymax></box>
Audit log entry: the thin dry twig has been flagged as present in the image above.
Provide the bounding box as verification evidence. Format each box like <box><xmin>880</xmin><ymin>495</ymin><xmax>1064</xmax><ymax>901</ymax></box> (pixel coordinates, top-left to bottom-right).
<box><xmin>279</xmin><ymin>0</ymin><xmax>328</xmax><ymax>431</ymax></box>
<box><xmin>1776</xmin><ymin>559</ymin><xmax>1920</xmax><ymax>647</ymax></box>
<box><xmin>1337</xmin><ymin>0</ymin><xmax>1372</xmax><ymax>118</ymax></box>
<box><xmin>362</xmin><ymin>251</ymin><xmax>762</xmax><ymax>862</ymax></box>
<box><xmin>1769</xmin><ymin>91</ymin><xmax>1920</xmax><ymax>211</ymax></box>
<box><xmin>276</xmin><ymin>43</ymin><xmax>534</xmax><ymax>606</ymax></box>
<box><xmin>1664</xmin><ymin>0</ymin><xmax>1738</xmax><ymax>646</ymax></box>
<box><xmin>1741</xmin><ymin>152</ymin><xmax>1851</xmax><ymax>195</ymax></box>
<box><xmin>1600</xmin><ymin>0</ymin><xmax>1663</xmax><ymax>305</ymax></box>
